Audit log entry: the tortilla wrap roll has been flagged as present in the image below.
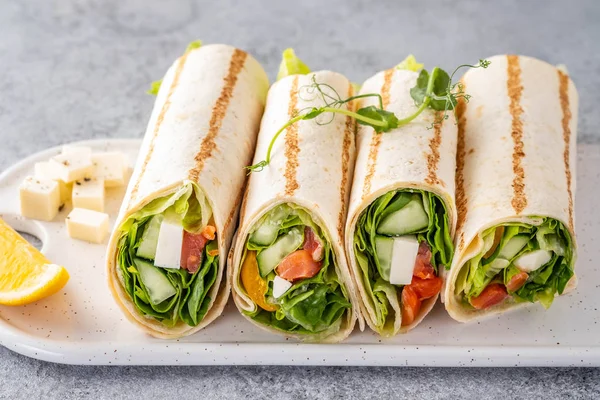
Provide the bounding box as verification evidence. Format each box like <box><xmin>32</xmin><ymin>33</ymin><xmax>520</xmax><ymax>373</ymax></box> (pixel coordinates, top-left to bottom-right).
<box><xmin>106</xmin><ymin>44</ymin><xmax>269</xmax><ymax>338</ymax></box>
<box><xmin>229</xmin><ymin>70</ymin><xmax>359</xmax><ymax>343</ymax></box>
<box><xmin>345</xmin><ymin>66</ymin><xmax>457</xmax><ymax>336</ymax></box>
<box><xmin>443</xmin><ymin>55</ymin><xmax>578</xmax><ymax>321</ymax></box>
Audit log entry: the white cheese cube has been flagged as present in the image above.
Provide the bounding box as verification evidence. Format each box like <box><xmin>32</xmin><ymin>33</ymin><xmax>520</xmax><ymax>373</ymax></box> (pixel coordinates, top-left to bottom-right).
<box><xmin>154</xmin><ymin>220</ymin><xmax>183</xmax><ymax>269</ymax></box>
<box><xmin>62</xmin><ymin>145</ymin><xmax>92</xmax><ymax>158</ymax></box>
<box><xmin>389</xmin><ymin>236</ymin><xmax>420</xmax><ymax>285</ymax></box>
<box><xmin>72</xmin><ymin>178</ymin><xmax>105</xmax><ymax>212</ymax></box>
<box><xmin>273</xmin><ymin>275</ymin><xmax>293</xmax><ymax>299</ymax></box>
<box><xmin>50</xmin><ymin>152</ymin><xmax>94</xmax><ymax>183</ymax></box>
<box><xmin>34</xmin><ymin>161</ymin><xmax>72</xmax><ymax>203</ymax></box>
<box><xmin>66</xmin><ymin>208</ymin><xmax>109</xmax><ymax>244</ymax></box>
<box><xmin>92</xmin><ymin>152</ymin><xmax>126</xmax><ymax>187</ymax></box>
<box><xmin>19</xmin><ymin>176</ymin><xmax>61</xmax><ymax>221</ymax></box>
<box><xmin>514</xmin><ymin>250</ymin><xmax>552</xmax><ymax>273</ymax></box>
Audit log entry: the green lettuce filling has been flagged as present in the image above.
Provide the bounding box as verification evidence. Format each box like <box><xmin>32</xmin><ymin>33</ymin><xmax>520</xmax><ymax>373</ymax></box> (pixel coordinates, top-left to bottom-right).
<box><xmin>353</xmin><ymin>190</ymin><xmax>454</xmax><ymax>334</ymax></box>
<box><xmin>276</xmin><ymin>48</ymin><xmax>311</xmax><ymax>81</ymax></box>
<box><xmin>116</xmin><ymin>182</ymin><xmax>218</xmax><ymax>327</ymax></box>
<box><xmin>242</xmin><ymin>204</ymin><xmax>351</xmax><ymax>336</ymax></box>
<box><xmin>455</xmin><ymin>218</ymin><xmax>574</xmax><ymax>309</ymax></box>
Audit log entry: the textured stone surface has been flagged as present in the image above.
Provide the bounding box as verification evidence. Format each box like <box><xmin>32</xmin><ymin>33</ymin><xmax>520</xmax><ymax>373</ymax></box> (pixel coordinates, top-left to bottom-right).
<box><xmin>1</xmin><ymin>0</ymin><xmax>600</xmax><ymax>398</ymax></box>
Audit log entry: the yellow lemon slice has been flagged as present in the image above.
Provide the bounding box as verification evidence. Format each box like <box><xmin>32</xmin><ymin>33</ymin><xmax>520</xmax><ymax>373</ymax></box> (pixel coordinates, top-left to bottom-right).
<box><xmin>0</xmin><ymin>218</ymin><xmax>69</xmax><ymax>306</ymax></box>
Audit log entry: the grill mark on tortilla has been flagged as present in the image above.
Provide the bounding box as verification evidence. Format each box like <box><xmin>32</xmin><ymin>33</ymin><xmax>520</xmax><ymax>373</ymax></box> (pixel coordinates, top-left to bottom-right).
<box><xmin>455</xmin><ymin>79</ymin><xmax>468</xmax><ymax>240</ymax></box>
<box><xmin>128</xmin><ymin>50</ymin><xmax>191</xmax><ymax>207</ymax></box>
<box><xmin>507</xmin><ymin>55</ymin><xmax>527</xmax><ymax>214</ymax></box>
<box><xmin>284</xmin><ymin>76</ymin><xmax>300</xmax><ymax>196</ymax></box>
<box><xmin>425</xmin><ymin>111</ymin><xmax>444</xmax><ymax>186</ymax></box>
<box><xmin>558</xmin><ymin>70</ymin><xmax>574</xmax><ymax>232</ymax></box>
<box><xmin>361</xmin><ymin>69</ymin><xmax>394</xmax><ymax>200</ymax></box>
<box><xmin>338</xmin><ymin>84</ymin><xmax>354</xmax><ymax>239</ymax></box>
<box><xmin>188</xmin><ymin>49</ymin><xmax>248</xmax><ymax>181</ymax></box>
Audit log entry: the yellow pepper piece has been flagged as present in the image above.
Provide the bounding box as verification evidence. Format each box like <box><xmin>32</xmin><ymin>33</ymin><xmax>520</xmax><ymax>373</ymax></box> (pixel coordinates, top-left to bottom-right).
<box><xmin>241</xmin><ymin>250</ymin><xmax>277</xmax><ymax>312</ymax></box>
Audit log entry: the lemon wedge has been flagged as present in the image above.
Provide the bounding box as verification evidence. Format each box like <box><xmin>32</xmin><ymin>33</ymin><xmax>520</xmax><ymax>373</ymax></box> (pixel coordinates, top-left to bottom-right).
<box><xmin>0</xmin><ymin>218</ymin><xmax>69</xmax><ymax>306</ymax></box>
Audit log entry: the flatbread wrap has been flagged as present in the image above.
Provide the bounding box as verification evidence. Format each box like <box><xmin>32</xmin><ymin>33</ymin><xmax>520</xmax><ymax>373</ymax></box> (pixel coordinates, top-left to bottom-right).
<box><xmin>229</xmin><ymin>67</ymin><xmax>359</xmax><ymax>343</ymax></box>
<box><xmin>106</xmin><ymin>43</ymin><xmax>269</xmax><ymax>338</ymax></box>
<box><xmin>443</xmin><ymin>55</ymin><xmax>578</xmax><ymax>321</ymax></box>
<box><xmin>345</xmin><ymin>65</ymin><xmax>457</xmax><ymax>336</ymax></box>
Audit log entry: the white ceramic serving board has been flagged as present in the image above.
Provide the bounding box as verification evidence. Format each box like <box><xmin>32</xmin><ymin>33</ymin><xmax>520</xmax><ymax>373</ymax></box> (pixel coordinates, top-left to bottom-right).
<box><xmin>0</xmin><ymin>139</ymin><xmax>599</xmax><ymax>366</ymax></box>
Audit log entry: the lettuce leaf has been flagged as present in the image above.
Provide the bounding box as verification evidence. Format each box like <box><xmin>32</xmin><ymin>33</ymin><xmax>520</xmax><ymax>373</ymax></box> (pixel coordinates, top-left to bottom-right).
<box><xmin>396</xmin><ymin>55</ymin><xmax>424</xmax><ymax>72</ymax></box>
<box><xmin>276</xmin><ymin>48</ymin><xmax>311</xmax><ymax>81</ymax></box>
<box><xmin>242</xmin><ymin>203</ymin><xmax>351</xmax><ymax>335</ymax></box>
<box><xmin>352</xmin><ymin>189</ymin><xmax>453</xmax><ymax>332</ymax></box>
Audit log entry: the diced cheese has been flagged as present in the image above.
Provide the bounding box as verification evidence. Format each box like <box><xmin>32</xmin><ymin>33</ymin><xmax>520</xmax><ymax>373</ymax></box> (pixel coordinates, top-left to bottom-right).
<box><xmin>514</xmin><ymin>250</ymin><xmax>552</xmax><ymax>273</ymax></box>
<box><xmin>66</xmin><ymin>208</ymin><xmax>109</xmax><ymax>244</ymax></box>
<box><xmin>91</xmin><ymin>152</ymin><xmax>126</xmax><ymax>187</ymax></box>
<box><xmin>50</xmin><ymin>152</ymin><xmax>94</xmax><ymax>183</ymax></box>
<box><xmin>389</xmin><ymin>235</ymin><xmax>420</xmax><ymax>285</ymax></box>
<box><xmin>273</xmin><ymin>275</ymin><xmax>292</xmax><ymax>298</ymax></box>
<box><xmin>19</xmin><ymin>176</ymin><xmax>61</xmax><ymax>221</ymax></box>
<box><xmin>34</xmin><ymin>161</ymin><xmax>72</xmax><ymax>203</ymax></box>
<box><xmin>62</xmin><ymin>145</ymin><xmax>92</xmax><ymax>158</ymax></box>
<box><xmin>154</xmin><ymin>219</ymin><xmax>184</xmax><ymax>269</ymax></box>
<box><xmin>72</xmin><ymin>178</ymin><xmax>105</xmax><ymax>212</ymax></box>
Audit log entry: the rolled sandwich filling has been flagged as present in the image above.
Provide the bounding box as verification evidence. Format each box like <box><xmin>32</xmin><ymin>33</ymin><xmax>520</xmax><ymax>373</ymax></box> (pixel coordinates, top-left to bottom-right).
<box><xmin>454</xmin><ymin>219</ymin><xmax>574</xmax><ymax>310</ymax></box>
<box><xmin>354</xmin><ymin>190</ymin><xmax>453</xmax><ymax>331</ymax></box>
<box><xmin>117</xmin><ymin>182</ymin><xmax>218</xmax><ymax>327</ymax></box>
<box><xmin>240</xmin><ymin>203</ymin><xmax>351</xmax><ymax>336</ymax></box>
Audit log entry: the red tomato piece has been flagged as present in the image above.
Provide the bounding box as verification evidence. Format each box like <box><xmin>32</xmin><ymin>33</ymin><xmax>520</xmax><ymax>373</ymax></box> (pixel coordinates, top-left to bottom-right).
<box><xmin>276</xmin><ymin>250</ymin><xmax>322</xmax><ymax>282</ymax></box>
<box><xmin>180</xmin><ymin>231</ymin><xmax>209</xmax><ymax>273</ymax></box>
<box><xmin>409</xmin><ymin>276</ymin><xmax>443</xmax><ymax>300</ymax></box>
<box><xmin>303</xmin><ymin>227</ymin><xmax>323</xmax><ymax>261</ymax></box>
<box><xmin>413</xmin><ymin>241</ymin><xmax>435</xmax><ymax>279</ymax></box>
<box><xmin>470</xmin><ymin>283</ymin><xmax>509</xmax><ymax>310</ymax></box>
<box><xmin>401</xmin><ymin>286</ymin><xmax>422</xmax><ymax>326</ymax></box>
<box><xmin>506</xmin><ymin>271</ymin><xmax>529</xmax><ymax>292</ymax></box>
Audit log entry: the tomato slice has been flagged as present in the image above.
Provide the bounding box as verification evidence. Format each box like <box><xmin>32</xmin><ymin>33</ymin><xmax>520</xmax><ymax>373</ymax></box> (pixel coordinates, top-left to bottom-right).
<box><xmin>240</xmin><ymin>250</ymin><xmax>277</xmax><ymax>312</ymax></box>
<box><xmin>303</xmin><ymin>227</ymin><xmax>323</xmax><ymax>261</ymax></box>
<box><xmin>401</xmin><ymin>286</ymin><xmax>422</xmax><ymax>326</ymax></box>
<box><xmin>470</xmin><ymin>283</ymin><xmax>509</xmax><ymax>310</ymax></box>
<box><xmin>409</xmin><ymin>276</ymin><xmax>443</xmax><ymax>300</ymax></box>
<box><xmin>506</xmin><ymin>271</ymin><xmax>528</xmax><ymax>292</ymax></box>
<box><xmin>180</xmin><ymin>231</ymin><xmax>209</xmax><ymax>273</ymax></box>
<box><xmin>413</xmin><ymin>241</ymin><xmax>435</xmax><ymax>279</ymax></box>
<box><xmin>276</xmin><ymin>250</ymin><xmax>322</xmax><ymax>282</ymax></box>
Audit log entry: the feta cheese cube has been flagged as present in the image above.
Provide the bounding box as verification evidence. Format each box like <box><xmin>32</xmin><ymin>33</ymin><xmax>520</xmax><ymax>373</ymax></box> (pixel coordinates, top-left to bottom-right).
<box><xmin>273</xmin><ymin>275</ymin><xmax>292</xmax><ymax>298</ymax></box>
<box><xmin>66</xmin><ymin>208</ymin><xmax>109</xmax><ymax>244</ymax></box>
<box><xmin>92</xmin><ymin>152</ymin><xmax>126</xmax><ymax>187</ymax></box>
<box><xmin>19</xmin><ymin>176</ymin><xmax>61</xmax><ymax>221</ymax></box>
<box><xmin>50</xmin><ymin>152</ymin><xmax>94</xmax><ymax>183</ymax></box>
<box><xmin>34</xmin><ymin>161</ymin><xmax>72</xmax><ymax>203</ymax></box>
<box><xmin>514</xmin><ymin>250</ymin><xmax>552</xmax><ymax>273</ymax></box>
<box><xmin>62</xmin><ymin>145</ymin><xmax>92</xmax><ymax>158</ymax></box>
<box><xmin>72</xmin><ymin>178</ymin><xmax>105</xmax><ymax>212</ymax></box>
<box><xmin>389</xmin><ymin>236</ymin><xmax>420</xmax><ymax>285</ymax></box>
<box><xmin>154</xmin><ymin>220</ymin><xmax>183</xmax><ymax>269</ymax></box>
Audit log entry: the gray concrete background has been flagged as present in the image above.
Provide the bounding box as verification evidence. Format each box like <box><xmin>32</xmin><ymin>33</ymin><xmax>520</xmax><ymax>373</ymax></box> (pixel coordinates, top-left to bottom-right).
<box><xmin>1</xmin><ymin>0</ymin><xmax>599</xmax><ymax>398</ymax></box>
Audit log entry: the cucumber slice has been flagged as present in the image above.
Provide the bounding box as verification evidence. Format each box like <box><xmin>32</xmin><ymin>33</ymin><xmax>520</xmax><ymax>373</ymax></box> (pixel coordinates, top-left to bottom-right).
<box><xmin>133</xmin><ymin>258</ymin><xmax>176</xmax><ymax>305</ymax></box>
<box><xmin>498</xmin><ymin>235</ymin><xmax>529</xmax><ymax>260</ymax></box>
<box><xmin>249</xmin><ymin>205</ymin><xmax>291</xmax><ymax>246</ymax></box>
<box><xmin>256</xmin><ymin>227</ymin><xmax>304</xmax><ymax>277</ymax></box>
<box><xmin>374</xmin><ymin>236</ymin><xmax>394</xmax><ymax>281</ymax></box>
<box><xmin>136</xmin><ymin>215</ymin><xmax>164</xmax><ymax>260</ymax></box>
<box><xmin>376</xmin><ymin>194</ymin><xmax>429</xmax><ymax>236</ymax></box>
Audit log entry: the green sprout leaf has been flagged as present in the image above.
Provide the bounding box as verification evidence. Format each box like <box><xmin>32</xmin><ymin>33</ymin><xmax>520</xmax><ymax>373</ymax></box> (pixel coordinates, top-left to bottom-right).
<box><xmin>247</xmin><ymin>58</ymin><xmax>491</xmax><ymax>172</ymax></box>
<box><xmin>356</xmin><ymin>106</ymin><xmax>399</xmax><ymax>133</ymax></box>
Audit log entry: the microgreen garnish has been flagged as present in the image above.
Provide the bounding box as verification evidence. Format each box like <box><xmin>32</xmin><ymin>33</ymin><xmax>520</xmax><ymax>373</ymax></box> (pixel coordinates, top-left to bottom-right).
<box><xmin>247</xmin><ymin>56</ymin><xmax>490</xmax><ymax>173</ymax></box>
